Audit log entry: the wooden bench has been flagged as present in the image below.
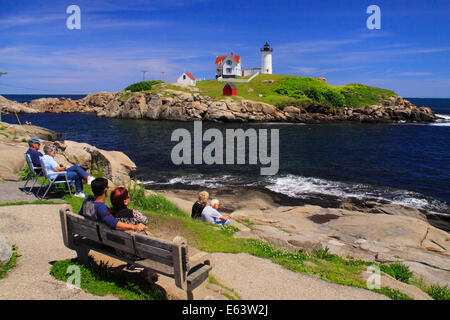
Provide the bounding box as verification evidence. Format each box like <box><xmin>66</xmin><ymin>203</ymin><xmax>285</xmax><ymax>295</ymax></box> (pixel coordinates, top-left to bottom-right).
<box><xmin>59</xmin><ymin>205</ymin><xmax>212</xmax><ymax>299</ymax></box>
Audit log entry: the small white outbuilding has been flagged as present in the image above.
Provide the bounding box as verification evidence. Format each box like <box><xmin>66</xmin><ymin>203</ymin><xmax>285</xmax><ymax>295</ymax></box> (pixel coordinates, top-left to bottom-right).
<box><xmin>177</xmin><ymin>72</ymin><xmax>196</xmax><ymax>86</ymax></box>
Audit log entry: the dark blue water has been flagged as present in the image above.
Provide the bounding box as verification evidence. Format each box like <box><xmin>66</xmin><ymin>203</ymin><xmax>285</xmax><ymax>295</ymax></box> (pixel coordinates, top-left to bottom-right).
<box><xmin>2</xmin><ymin>94</ymin><xmax>87</xmax><ymax>103</ymax></box>
<box><xmin>2</xmin><ymin>96</ymin><xmax>449</xmax><ymax>215</ymax></box>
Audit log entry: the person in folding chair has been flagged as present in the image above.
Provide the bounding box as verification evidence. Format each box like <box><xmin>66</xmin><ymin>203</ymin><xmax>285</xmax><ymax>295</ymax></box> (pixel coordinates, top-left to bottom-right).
<box><xmin>41</xmin><ymin>143</ymin><xmax>95</xmax><ymax>198</ymax></box>
<box><xmin>26</xmin><ymin>137</ymin><xmax>44</xmax><ymax>168</ymax></box>
<box><xmin>24</xmin><ymin>137</ymin><xmax>44</xmax><ymax>194</ymax></box>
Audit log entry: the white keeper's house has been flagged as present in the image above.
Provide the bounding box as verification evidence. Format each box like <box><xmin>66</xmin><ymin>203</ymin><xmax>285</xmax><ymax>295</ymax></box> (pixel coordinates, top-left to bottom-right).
<box><xmin>215</xmin><ymin>52</ymin><xmax>242</xmax><ymax>79</ymax></box>
<box><xmin>215</xmin><ymin>42</ymin><xmax>273</xmax><ymax>79</ymax></box>
<box><xmin>177</xmin><ymin>71</ymin><xmax>196</xmax><ymax>85</ymax></box>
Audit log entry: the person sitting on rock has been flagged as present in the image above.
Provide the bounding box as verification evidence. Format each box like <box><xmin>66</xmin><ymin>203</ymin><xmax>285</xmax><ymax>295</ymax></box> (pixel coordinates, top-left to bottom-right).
<box><xmin>41</xmin><ymin>143</ymin><xmax>95</xmax><ymax>198</ymax></box>
<box><xmin>110</xmin><ymin>186</ymin><xmax>159</xmax><ymax>284</ymax></box>
<box><xmin>201</xmin><ymin>199</ymin><xmax>231</xmax><ymax>226</ymax></box>
<box><xmin>26</xmin><ymin>137</ymin><xmax>43</xmax><ymax>168</ymax></box>
<box><xmin>191</xmin><ymin>191</ymin><xmax>209</xmax><ymax>219</ymax></box>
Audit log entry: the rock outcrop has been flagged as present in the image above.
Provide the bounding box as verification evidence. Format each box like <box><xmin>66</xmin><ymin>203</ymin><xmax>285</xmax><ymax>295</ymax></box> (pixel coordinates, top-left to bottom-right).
<box><xmin>1</xmin><ymin>90</ymin><xmax>438</xmax><ymax>123</ymax></box>
<box><xmin>0</xmin><ymin>121</ymin><xmax>136</xmax><ymax>186</ymax></box>
<box><xmin>0</xmin><ymin>96</ymin><xmax>39</xmax><ymax>114</ymax></box>
<box><xmin>162</xmin><ymin>188</ymin><xmax>450</xmax><ymax>288</ymax></box>
<box><xmin>0</xmin><ymin>233</ymin><xmax>12</xmax><ymax>266</ymax></box>
<box><xmin>95</xmin><ymin>91</ymin><xmax>437</xmax><ymax>124</ymax></box>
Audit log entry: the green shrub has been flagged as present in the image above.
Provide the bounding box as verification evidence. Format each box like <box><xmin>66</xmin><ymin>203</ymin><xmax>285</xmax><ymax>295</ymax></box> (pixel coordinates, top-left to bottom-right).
<box><xmin>125</xmin><ymin>80</ymin><xmax>163</xmax><ymax>92</ymax></box>
<box><xmin>275</xmin><ymin>77</ymin><xmax>345</xmax><ymax>108</ymax></box>
<box><xmin>380</xmin><ymin>263</ymin><xmax>413</xmax><ymax>283</ymax></box>
<box><xmin>18</xmin><ymin>164</ymin><xmax>33</xmax><ymax>181</ymax></box>
<box><xmin>128</xmin><ymin>181</ymin><xmax>186</xmax><ymax>217</ymax></box>
<box><xmin>311</xmin><ymin>247</ymin><xmax>335</xmax><ymax>260</ymax></box>
<box><xmin>91</xmin><ymin>160</ymin><xmax>106</xmax><ymax>178</ymax></box>
<box><xmin>425</xmin><ymin>284</ymin><xmax>449</xmax><ymax>300</ymax></box>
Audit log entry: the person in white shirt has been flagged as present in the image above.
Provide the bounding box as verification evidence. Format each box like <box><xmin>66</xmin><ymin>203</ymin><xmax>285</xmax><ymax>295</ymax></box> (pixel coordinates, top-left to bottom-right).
<box><xmin>201</xmin><ymin>199</ymin><xmax>231</xmax><ymax>226</ymax></box>
<box><xmin>41</xmin><ymin>143</ymin><xmax>95</xmax><ymax>198</ymax></box>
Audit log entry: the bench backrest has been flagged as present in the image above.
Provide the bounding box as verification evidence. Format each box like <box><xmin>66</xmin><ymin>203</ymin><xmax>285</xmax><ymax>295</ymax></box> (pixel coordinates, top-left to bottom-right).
<box><xmin>59</xmin><ymin>205</ymin><xmax>189</xmax><ymax>288</ymax></box>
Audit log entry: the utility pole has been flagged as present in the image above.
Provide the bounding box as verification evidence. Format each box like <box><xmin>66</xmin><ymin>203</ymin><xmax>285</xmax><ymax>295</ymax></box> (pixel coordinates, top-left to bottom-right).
<box><xmin>141</xmin><ymin>70</ymin><xmax>148</xmax><ymax>81</ymax></box>
<box><xmin>160</xmin><ymin>72</ymin><xmax>165</xmax><ymax>82</ymax></box>
<box><xmin>0</xmin><ymin>72</ymin><xmax>7</xmax><ymax>122</ymax></box>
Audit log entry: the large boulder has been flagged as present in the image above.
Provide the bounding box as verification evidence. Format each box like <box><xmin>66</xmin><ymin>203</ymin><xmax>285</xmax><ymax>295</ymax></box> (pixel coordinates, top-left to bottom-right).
<box><xmin>0</xmin><ymin>96</ymin><xmax>39</xmax><ymax>114</ymax></box>
<box><xmin>55</xmin><ymin>140</ymin><xmax>136</xmax><ymax>186</ymax></box>
<box><xmin>0</xmin><ymin>233</ymin><xmax>12</xmax><ymax>266</ymax></box>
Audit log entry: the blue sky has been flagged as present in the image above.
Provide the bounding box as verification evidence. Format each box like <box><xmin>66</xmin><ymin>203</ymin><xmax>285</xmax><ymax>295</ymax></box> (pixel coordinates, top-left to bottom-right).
<box><xmin>0</xmin><ymin>0</ymin><xmax>449</xmax><ymax>97</ymax></box>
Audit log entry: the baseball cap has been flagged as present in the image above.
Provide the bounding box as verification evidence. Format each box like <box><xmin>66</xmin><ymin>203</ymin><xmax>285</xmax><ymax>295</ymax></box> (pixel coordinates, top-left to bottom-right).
<box><xmin>29</xmin><ymin>137</ymin><xmax>41</xmax><ymax>144</ymax></box>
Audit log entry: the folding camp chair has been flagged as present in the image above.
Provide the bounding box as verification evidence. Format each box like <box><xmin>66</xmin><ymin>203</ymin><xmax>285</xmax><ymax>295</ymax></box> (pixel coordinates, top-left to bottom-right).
<box><xmin>23</xmin><ymin>153</ymin><xmax>43</xmax><ymax>195</ymax></box>
<box><xmin>36</xmin><ymin>157</ymin><xmax>74</xmax><ymax>199</ymax></box>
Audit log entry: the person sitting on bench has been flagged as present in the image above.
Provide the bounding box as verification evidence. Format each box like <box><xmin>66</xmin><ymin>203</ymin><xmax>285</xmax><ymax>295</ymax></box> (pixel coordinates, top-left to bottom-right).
<box><xmin>110</xmin><ymin>186</ymin><xmax>158</xmax><ymax>283</ymax></box>
<box><xmin>78</xmin><ymin>178</ymin><xmax>147</xmax><ymax>232</ymax></box>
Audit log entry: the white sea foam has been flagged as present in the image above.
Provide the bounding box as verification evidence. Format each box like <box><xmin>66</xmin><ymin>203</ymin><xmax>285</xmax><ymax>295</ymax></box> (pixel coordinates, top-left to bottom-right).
<box><xmin>435</xmin><ymin>114</ymin><xmax>450</xmax><ymax>121</ymax></box>
<box><xmin>430</xmin><ymin>114</ymin><xmax>450</xmax><ymax>126</ymax></box>
<box><xmin>265</xmin><ymin>174</ymin><xmax>449</xmax><ymax>214</ymax></box>
<box><xmin>143</xmin><ymin>173</ymin><xmax>449</xmax><ymax>215</ymax></box>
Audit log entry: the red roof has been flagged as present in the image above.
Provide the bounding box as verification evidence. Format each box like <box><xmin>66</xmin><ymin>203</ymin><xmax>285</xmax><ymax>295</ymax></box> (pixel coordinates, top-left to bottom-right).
<box><xmin>185</xmin><ymin>72</ymin><xmax>195</xmax><ymax>80</ymax></box>
<box><xmin>215</xmin><ymin>53</ymin><xmax>241</xmax><ymax>65</ymax></box>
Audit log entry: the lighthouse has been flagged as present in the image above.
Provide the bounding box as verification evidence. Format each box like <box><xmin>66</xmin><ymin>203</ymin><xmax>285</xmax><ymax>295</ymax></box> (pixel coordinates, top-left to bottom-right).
<box><xmin>260</xmin><ymin>42</ymin><xmax>273</xmax><ymax>74</ymax></box>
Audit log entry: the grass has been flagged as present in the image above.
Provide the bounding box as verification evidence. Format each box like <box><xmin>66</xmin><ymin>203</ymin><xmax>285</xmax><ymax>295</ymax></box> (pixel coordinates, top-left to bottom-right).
<box><xmin>424</xmin><ymin>284</ymin><xmax>450</xmax><ymax>300</ymax></box>
<box><xmin>189</xmin><ymin>74</ymin><xmax>396</xmax><ymax>109</ymax></box>
<box><xmin>0</xmin><ymin>200</ymin><xmax>65</xmax><ymax>207</ymax></box>
<box><xmin>18</xmin><ymin>164</ymin><xmax>33</xmax><ymax>181</ymax></box>
<box><xmin>91</xmin><ymin>160</ymin><xmax>107</xmax><ymax>179</ymax></box>
<box><xmin>0</xmin><ymin>245</ymin><xmax>19</xmax><ymax>279</ymax></box>
<box><xmin>411</xmin><ymin>277</ymin><xmax>450</xmax><ymax>300</ymax></box>
<box><xmin>50</xmin><ymin>257</ymin><xmax>166</xmax><ymax>300</ymax></box>
<box><xmin>120</xmin><ymin>74</ymin><xmax>397</xmax><ymax>110</ymax></box>
<box><xmin>380</xmin><ymin>263</ymin><xmax>414</xmax><ymax>283</ymax></box>
<box><xmin>208</xmin><ymin>275</ymin><xmax>242</xmax><ymax>300</ymax></box>
<box><xmin>58</xmin><ymin>182</ymin><xmax>420</xmax><ymax>300</ymax></box>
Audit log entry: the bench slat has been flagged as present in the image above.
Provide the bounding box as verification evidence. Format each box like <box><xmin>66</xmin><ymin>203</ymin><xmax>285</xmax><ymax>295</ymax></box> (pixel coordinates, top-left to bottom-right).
<box><xmin>134</xmin><ymin>234</ymin><xmax>174</xmax><ymax>251</ymax></box>
<box><xmin>134</xmin><ymin>242</ymin><xmax>174</xmax><ymax>264</ymax></box>
<box><xmin>134</xmin><ymin>259</ymin><xmax>175</xmax><ymax>277</ymax></box>
<box><xmin>98</xmin><ymin>226</ymin><xmax>136</xmax><ymax>255</ymax></box>
<box><xmin>67</xmin><ymin>214</ymin><xmax>100</xmax><ymax>241</ymax></box>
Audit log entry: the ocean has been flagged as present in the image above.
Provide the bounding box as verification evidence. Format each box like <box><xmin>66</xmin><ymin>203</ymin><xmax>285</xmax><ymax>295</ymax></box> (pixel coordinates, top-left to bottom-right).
<box><xmin>2</xmin><ymin>95</ymin><xmax>449</xmax><ymax>217</ymax></box>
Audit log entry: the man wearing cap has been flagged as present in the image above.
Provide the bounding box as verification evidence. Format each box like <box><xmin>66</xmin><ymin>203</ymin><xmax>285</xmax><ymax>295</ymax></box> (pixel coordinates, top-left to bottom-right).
<box><xmin>26</xmin><ymin>137</ymin><xmax>43</xmax><ymax>168</ymax></box>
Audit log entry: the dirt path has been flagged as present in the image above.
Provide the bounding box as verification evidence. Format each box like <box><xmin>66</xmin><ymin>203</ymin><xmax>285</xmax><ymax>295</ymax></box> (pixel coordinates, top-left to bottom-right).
<box><xmin>0</xmin><ymin>204</ymin><xmax>388</xmax><ymax>300</ymax></box>
<box><xmin>0</xmin><ymin>204</ymin><xmax>115</xmax><ymax>300</ymax></box>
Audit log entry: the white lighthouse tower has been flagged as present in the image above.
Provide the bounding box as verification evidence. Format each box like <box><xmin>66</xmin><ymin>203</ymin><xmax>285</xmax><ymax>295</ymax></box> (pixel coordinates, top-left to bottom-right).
<box><xmin>260</xmin><ymin>42</ymin><xmax>273</xmax><ymax>74</ymax></box>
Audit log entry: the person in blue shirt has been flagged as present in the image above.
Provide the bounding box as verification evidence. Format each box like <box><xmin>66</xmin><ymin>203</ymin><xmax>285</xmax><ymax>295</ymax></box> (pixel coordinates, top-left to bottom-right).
<box><xmin>201</xmin><ymin>199</ymin><xmax>231</xmax><ymax>226</ymax></box>
<box><xmin>41</xmin><ymin>143</ymin><xmax>96</xmax><ymax>198</ymax></box>
<box><xmin>26</xmin><ymin>137</ymin><xmax>43</xmax><ymax>168</ymax></box>
<box><xmin>78</xmin><ymin>178</ymin><xmax>147</xmax><ymax>232</ymax></box>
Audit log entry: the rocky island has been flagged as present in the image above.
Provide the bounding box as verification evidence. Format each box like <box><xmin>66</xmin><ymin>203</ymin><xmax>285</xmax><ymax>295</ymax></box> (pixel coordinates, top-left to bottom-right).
<box><xmin>0</xmin><ymin>75</ymin><xmax>439</xmax><ymax>124</ymax></box>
